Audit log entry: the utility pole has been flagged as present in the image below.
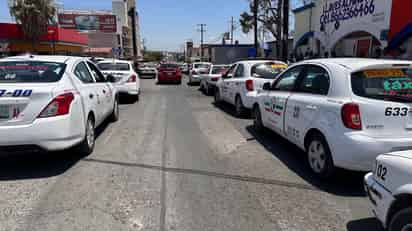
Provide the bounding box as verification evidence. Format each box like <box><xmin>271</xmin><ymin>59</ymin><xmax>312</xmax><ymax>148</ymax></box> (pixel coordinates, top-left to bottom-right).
<box><xmin>230</xmin><ymin>16</ymin><xmax>235</xmax><ymax>45</ymax></box>
<box><xmin>282</xmin><ymin>0</ymin><xmax>289</xmax><ymax>62</ymax></box>
<box><xmin>197</xmin><ymin>24</ymin><xmax>206</xmax><ymax>61</ymax></box>
<box><xmin>253</xmin><ymin>0</ymin><xmax>258</xmax><ymax>57</ymax></box>
<box><xmin>128</xmin><ymin>7</ymin><xmax>138</xmax><ymax>58</ymax></box>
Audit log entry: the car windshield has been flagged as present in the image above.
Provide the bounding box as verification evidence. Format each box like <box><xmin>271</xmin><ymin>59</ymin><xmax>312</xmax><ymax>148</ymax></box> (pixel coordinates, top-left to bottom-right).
<box><xmin>211</xmin><ymin>66</ymin><xmax>229</xmax><ymax>74</ymax></box>
<box><xmin>160</xmin><ymin>64</ymin><xmax>178</xmax><ymax>69</ymax></box>
<box><xmin>251</xmin><ymin>62</ymin><xmax>287</xmax><ymax>79</ymax></box>
<box><xmin>352</xmin><ymin>68</ymin><xmax>412</xmax><ymax>102</ymax></box>
<box><xmin>194</xmin><ymin>64</ymin><xmax>210</xmax><ymax>69</ymax></box>
<box><xmin>98</xmin><ymin>63</ymin><xmax>130</xmax><ymax>71</ymax></box>
<box><xmin>0</xmin><ymin>61</ymin><xmax>66</xmax><ymax>83</ymax></box>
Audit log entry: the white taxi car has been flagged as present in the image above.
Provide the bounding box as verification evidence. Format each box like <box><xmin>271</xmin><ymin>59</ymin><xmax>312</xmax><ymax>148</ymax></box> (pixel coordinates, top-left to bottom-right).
<box><xmin>199</xmin><ymin>64</ymin><xmax>230</xmax><ymax>95</ymax></box>
<box><xmin>252</xmin><ymin>58</ymin><xmax>412</xmax><ymax>178</ymax></box>
<box><xmin>97</xmin><ymin>59</ymin><xmax>140</xmax><ymax>101</ymax></box>
<box><xmin>214</xmin><ymin>60</ymin><xmax>287</xmax><ymax>117</ymax></box>
<box><xmin>0</xmin><ymin>55</ymin><xmax>119</xmax><ymax>155</ymax></box>
<box><xmin>189</xmin><ymin>62</ymin><xmax>212</xmax><ymax>85</ymax></box>
<box><xmin>365</xmin><ymin>151</ymin><xmax>412</xmax><ymax>231</ymax></box>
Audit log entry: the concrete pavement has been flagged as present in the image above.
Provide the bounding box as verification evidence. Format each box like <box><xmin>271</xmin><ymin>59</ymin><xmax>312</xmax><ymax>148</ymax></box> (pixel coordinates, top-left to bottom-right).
<box><xmin>0</xmin><ymin>77</ymin><xmax>383</xmax><ymax>231</ymax></box>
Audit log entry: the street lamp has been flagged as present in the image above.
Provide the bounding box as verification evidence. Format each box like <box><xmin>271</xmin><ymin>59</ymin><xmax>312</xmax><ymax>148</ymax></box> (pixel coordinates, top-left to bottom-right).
<box><xmin>48</xmin><ymin>29</ymin><xmax>56</xmax><ymax>55</ymax></box>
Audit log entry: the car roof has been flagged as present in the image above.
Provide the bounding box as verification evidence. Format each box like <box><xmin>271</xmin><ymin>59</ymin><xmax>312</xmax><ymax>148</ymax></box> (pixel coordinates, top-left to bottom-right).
<box><xmin>98</xmin><ymin>59</ymin><xmax>131</xmax><ymax>64</ymax></box>
<box><xmin>236</xmin><ymin>60</ymin><xmax>286</xmax><ymax>65</ymax></box>
<box><xmin>300</xmin><ymin>58</ymin><xmax>412</xmax><ymax>71</ymax></box>
<box><xmin>0</xmin><ymin>55</ymin><xmax>85</xmax><ymax>63</ymax></box>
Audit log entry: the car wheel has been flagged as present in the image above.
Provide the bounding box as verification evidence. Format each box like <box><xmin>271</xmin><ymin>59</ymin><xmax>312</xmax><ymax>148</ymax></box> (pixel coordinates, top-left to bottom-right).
<box><xmin>235</xmin><ymin>96</ymin><xmax>246</xmax><ymax>117</ymax></box>
<box><xmin>110</xmin><ymin>98</ymin><xmax>119</xmax><ymax>121</ymax></box>
<box><xmin>389</xmin><ymin>208</ymin><xmax>412</xmax><ymax>231</ymax></box>
<box><xmin>253</xmin><ymin>105</ymin><xmax>265</xmax><ymax>133</ymax></box>
<box><xmin>306</xmin><ymin>133</ymin><xmax>335</xmax><ymax>179</ymax></box>
<box><xmin>214</xmin><ymin>89</ymin><xmax>221</xmax><ymax>104</ymax></box>
<box><xmin>205</xmin><ymin>84</ymin><xmax>211</xmax><ymax>96</ymax></box>
<box><xmin>75</xmin><ymin>116</ymin><xmax>95</xmax><ymax>156</ymax></box>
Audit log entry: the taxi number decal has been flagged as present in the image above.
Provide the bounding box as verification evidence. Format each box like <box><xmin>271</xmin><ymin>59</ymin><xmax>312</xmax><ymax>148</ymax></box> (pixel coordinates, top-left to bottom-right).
<box><xmin>385</xmin><ymin>107</ymin><xmax>409</xmax><ymax>116</ymax></box>
<box><xmin>0</xmin><ymin>89</ymin><xmax>32</xmax><ymax>97</ymax></box>
<box><xmin>376</xmin><ymin>164</ymin><xmax>387</xmax><ymax>181</ymax></box>
<box><xmin>364</xmin><ymin>69</ymin><xmax>406</xmax><ymax>78</ymax></box>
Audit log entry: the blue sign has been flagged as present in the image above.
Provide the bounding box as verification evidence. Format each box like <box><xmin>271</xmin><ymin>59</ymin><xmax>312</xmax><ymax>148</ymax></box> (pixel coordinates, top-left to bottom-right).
<box><xmin>320</xmin><ymin>0</ymin><xmax>376</xmax><ymax>26</ymax></box>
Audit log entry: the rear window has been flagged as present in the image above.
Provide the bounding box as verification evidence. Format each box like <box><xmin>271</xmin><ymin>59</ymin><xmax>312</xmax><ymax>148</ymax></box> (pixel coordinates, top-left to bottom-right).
<box><xmin>98</xmin><ymin>63</ymin><xmax>130</xmax><ymax>71</ymax></box>
<box><xmin>351</xmin><ymin>68</ymin><xmax>412</xmax><ymax>102</ymax></box>
<box><xmin>211</xmin><ymin>66</ymin><xmax>229</xmax><ymax>74</ymax></box>
<box><xmin>160</xmin><ymin>64</ymin><xmax>178</xmax><ymax>69</ymax></box>
<box><xmin>194</xmin><ymin>64</ymin><xmax>210</xmax><ymax>69</ymax></box>
<box><xmin>0</xmin><ymin>61</ymin><xmax>66</xmax><ymax>83</ymax></box>
<box><xmin>251</xmin><ymin>62</ymin><xmax>287</xmax><ymax>79</ymax></box>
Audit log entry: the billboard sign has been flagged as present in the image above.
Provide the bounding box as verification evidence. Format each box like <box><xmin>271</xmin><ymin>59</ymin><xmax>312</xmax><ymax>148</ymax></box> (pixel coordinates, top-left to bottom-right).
<box><xmin>58</xmin><ymin>14</ymin><xmax>116</xmax><ymax>33</ymax></box>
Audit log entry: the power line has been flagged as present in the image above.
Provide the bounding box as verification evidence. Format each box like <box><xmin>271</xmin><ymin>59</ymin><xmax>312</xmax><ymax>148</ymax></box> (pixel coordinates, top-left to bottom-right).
<box><xmin>197</xmin><ymin>24</ymin><xmax>206</xmax><ymax>61</ymax></box>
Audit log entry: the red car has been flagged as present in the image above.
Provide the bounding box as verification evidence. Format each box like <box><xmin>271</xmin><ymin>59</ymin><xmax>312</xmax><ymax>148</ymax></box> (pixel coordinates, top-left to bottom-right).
<box><xmin>157</xmin><ymin>63</ymin><xmax>182</xmax><ymax>84</ymax></box>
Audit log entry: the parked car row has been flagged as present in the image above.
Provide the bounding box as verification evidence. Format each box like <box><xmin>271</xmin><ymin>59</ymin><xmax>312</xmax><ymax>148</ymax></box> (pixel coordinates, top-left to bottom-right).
<box><xmin>0</xmin><ymin>55</ymin><xmax>141</xmax><ymax>156</ymax></box>
<box><xmin>192</xmin><ymin>58</ymin><xmax>412</xmax><ymax>231</ymax></box>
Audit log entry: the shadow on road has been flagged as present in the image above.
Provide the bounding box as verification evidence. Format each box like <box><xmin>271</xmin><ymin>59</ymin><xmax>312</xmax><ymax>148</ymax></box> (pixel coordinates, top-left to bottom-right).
<box><xmin>0</xmin><ymin>120</ymin><xmax>111</xmax><ymax>181</ymax></box>
<box><xmin>346</xmin><ymin>217</ymin><xmax>383</xmax><ymax>231</ymax></box>
<box><xmin>212</xmin><ymin>101</ymin><xmax>252</xmax><ymax>120</ymax></box>
<box><xmin>245</xmin><ymin>125</ymin><xmax>367</xmax><ymax>197</ymax></box>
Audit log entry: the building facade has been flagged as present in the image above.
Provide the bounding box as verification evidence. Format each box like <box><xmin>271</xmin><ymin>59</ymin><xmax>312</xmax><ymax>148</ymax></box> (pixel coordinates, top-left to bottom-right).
<box><xmin>293</xmin><ymin>0</ymin><xmax>412</xmax><ymax>59</ymax></box>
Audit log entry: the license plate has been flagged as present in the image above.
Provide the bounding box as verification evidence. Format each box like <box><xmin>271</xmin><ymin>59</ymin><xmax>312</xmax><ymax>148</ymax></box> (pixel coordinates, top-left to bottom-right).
<box><xmin>0</xmin><ymin>105</ymin><xmax>9</xmax><ymax>119</ymax></box>
<box><xmin>167</xmin><ymin>73</ymin><xmax>173</xmax><ymax>76</ymax></box>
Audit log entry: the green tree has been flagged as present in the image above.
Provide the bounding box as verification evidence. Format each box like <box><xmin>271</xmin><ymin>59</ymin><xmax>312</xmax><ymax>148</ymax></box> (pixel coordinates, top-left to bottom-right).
<box><xmin>9</xmin><ymin>0</ymin><xmax>56</xmax><ymax>52</ymax></box>
<box><xmin>144</xmin><ymin>51</ymin><xmax>164</xmax><ymax>62</ymax></box>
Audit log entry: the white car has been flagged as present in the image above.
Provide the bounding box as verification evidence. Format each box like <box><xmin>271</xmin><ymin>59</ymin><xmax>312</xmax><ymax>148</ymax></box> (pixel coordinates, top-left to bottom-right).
<box><xmin>138</xmin><ymin>63</ymin><xmax>158</xmax><ymax>79</ymax></box>
<box><xmin>200</xmin><ymin>64</ymin><xmax>230</xmax><ymax>95</ymax></box>
<box><xmin>189</xmin><ymin>62</ymin><xmax>212</xmax><ymax>84</ymax></box>
<box><xmin>214</xmin><ymin>60</ymin><xmax>287</xmax><ymax>116</ymax></box>
<box><xmin>97</xmin><ymin>60</ymin><xmax>140</xmax><ymax>101</ymax></box>
<box><xmin>251</xmin><ymin>58</ymin><xmax>412</xmax><ymax>178</ymax></box>
<box><xmin>365</xmin><ymin>151</ymin><xmax>412</xmax><ymax>231</ymax></box>
<box><xmin>0</xmin><ymin>55</ymin><xmax>119</xmax><ymax>155</ymax></box>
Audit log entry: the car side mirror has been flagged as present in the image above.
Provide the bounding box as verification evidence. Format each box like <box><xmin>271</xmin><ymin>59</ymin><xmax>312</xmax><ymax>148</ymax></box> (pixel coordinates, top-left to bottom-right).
<box><xmin>262</xmin><ymin>82</ymin><xmax>271</xmax><ymax>91</ymax></box>
<box><xmin>107</xmin><ymin>74</ymin><xmax>116</xmax><ymax>83</ymax></box>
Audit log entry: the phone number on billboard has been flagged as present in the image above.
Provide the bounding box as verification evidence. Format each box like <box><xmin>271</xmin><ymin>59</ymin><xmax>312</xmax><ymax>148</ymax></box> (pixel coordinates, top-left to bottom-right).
<box><xmin>320</xmin><ymin>0</ymin><xmax>375</xmax><ymax>25</ymax></box>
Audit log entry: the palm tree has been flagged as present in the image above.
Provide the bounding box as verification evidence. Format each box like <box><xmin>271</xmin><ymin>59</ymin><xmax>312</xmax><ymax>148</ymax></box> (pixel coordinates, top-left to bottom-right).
<box><xmin>9</xmin><ymin>0</ymin><xmax>56</xmax><ymax>52</ymax></box>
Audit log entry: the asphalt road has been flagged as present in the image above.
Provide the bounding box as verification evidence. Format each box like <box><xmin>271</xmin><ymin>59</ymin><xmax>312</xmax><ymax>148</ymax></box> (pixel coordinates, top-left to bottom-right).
<box><xmin>0</xmin><ymin>76</ymin><xmax>384</xmax><ymax>231</ymax></box>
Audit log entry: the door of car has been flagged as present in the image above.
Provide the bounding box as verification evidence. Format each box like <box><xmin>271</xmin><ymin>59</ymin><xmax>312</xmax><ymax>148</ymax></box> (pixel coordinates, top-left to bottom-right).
<box><xmin>227</xmin><ymin>63</ymin><xmax>245</xmax><ymax>104</ymax></box>
<box><xmin>284</xmin><ymin>64</ymin><xmax>330</xmax><ymax>146</ymax></box>
<box><xmin>221</xmin><ymin>64</ymin><xmax>237</xmax><ymax>101</ymax></box>
<box><xmin>86</xmin><ymin>61</ymin><xmax>113</xmax><ymax>119</ymax></box>
<box><xmin>261</xmin><ymin>65</ymin><xmax>304</xmax><ymax>134</ymax></box>
<box><xmin>72</xmin><ymin>61</ymin><xmax>101</xmax><ymax>124</ymax></box>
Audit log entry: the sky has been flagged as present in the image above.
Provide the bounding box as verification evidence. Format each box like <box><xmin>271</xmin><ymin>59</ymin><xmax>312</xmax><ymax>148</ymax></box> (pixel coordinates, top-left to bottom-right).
<box><xmin>0</xmin><ymin>0</ymin><xmax>302</xmax><ymax>51</ymax></box>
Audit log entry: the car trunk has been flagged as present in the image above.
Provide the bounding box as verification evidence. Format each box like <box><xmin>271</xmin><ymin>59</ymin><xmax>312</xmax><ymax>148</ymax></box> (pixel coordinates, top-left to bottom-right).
<box><xmin>0</xmin><ymin>83</ymin><xmax>56</xmax><ymax>126</ymax></box>
<box><xmin>102</xmin><ymin>71</ymin><xmax>131</xmax><ymax>84</ymax></box>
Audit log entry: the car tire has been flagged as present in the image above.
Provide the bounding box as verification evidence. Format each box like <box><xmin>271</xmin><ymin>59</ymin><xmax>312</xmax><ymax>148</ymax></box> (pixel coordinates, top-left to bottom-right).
<box><xmin>306</xmin><ymin>133</ymin><xmax>335</xmax><ymax>179</ymax></box>
<box><xmin>205</xmin><ymin>84</ymin><xmax>211</xmax><ymax>96</ymax></box>
<box><xmin>214</xmin><ymin>88</ymin><xmax>222</xmax><ymax>104</ymax></box>
<box><xmin>75</xmin><ymin>116</ymin><xmax>95</xmax><ymax>156</ymax></box>
<box><xmin>109</xmin><ymin>98</ymin><xmax>119</xmax><ymax>122</ymax></box>
<box><xmin>235</xmin><ymin>96</ymin><xmax>247</xmax><ymax>117</ymax></box>
<box><xmin>253</xmin><ymin>105</ymin><xmax>265</xmax><ymax>133</ymax></box>
<box><xmin>389</xmin><ymin>208</ymin><xmax>412</xmax><ymax>231</ymax></box>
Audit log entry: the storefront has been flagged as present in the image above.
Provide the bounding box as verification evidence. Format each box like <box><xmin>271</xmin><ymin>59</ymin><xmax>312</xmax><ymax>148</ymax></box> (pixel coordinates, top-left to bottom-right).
<box><xmin>293</xmin><ymin>0</ymin><xmax>412</xmax><ymax>59</ymax></box>
<box><xmin>0</xmin><ymin>23</ymin><xmax>88</xmax><ymax>56</ymax></box>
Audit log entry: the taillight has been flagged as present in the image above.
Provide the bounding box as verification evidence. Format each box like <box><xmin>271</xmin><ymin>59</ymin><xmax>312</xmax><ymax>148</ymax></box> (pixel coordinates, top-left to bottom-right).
<box><xmin>38</xmin><ymin>92</ymin><xmax>74</xmax><ymax>118</ymax></box>
<box><xmin>211</xmin><ymin>77</ymin><xmax>219</xmax><ymax>81</ymax></box>
<box><xmin>245</xmin><ymin>79</ymin><xmax>254</xmax><ymax>91</ymax></box>
<box><xmin>341</xmin><ymin>103</ymin><xmax>362</xmax><ymax>130</ymax></box>
<box><xmin>128</xmin><ymin>74</ymin><xmax>137</xmax><ymax>82</ymax></box>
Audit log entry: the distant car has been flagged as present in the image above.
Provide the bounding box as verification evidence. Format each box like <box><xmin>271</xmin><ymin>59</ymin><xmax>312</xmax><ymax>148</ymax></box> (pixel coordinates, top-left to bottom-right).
<box><xmin>214</xmin><ymin>60</ymin><xmax>287</xmax><ymax>116</ymax></box>
<box><xmin>0</xmin><ymin>55</ymin><xmax>119</xmax><ymax>155</ymax></box>
<box><xmin>365</xmin><ymin>151</ymin><xmax>412</xmax><ymax>231</ymax></box>
<box><xmin>251</xmin><ymin>58</ymin><xmax>412</xmax><ymax>178</ymax></box>
<box><xmin>200</xmin><ymin>64</ymin><xmax>230</xmax><ymax>95</ymax></box>
<box><xmin>138</xmin><ymin>63</ymin><xmax>158</xmax><ymax>79</ymax></box>
<box><xmin>97</xmin><ymin>60</ymin><xmax>140</xmax><ymax>101</ymax></box>
<box><xmin>181</xmin><ymin>63</ymin><xmax>189</xmax><ymax>74</ymax></box>
<box><xmin>157</xmin><ymin>63</ymin><xmax>182</xmax><ymax>84</ymax></box>
<box><xmin>189</xmin><ymin>62</ymin><xmax>212</xmax><ymax>85</ymax></box>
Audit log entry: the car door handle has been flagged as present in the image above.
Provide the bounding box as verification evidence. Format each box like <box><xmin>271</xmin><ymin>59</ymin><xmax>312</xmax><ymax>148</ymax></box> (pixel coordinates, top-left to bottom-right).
<box><xmin>89</xmin><ymin>94</ymin><xmax>94</xmax><ymax>99</ymax></box>
<box><xmin>102</xmin><ymin>90</ymin><xmax>106</xmax><ymax>94</ymax></box>
<box><xmin>306</xmin><ymin>105</ymin><xmax>317</xmax><ymax>110</ymax></box>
